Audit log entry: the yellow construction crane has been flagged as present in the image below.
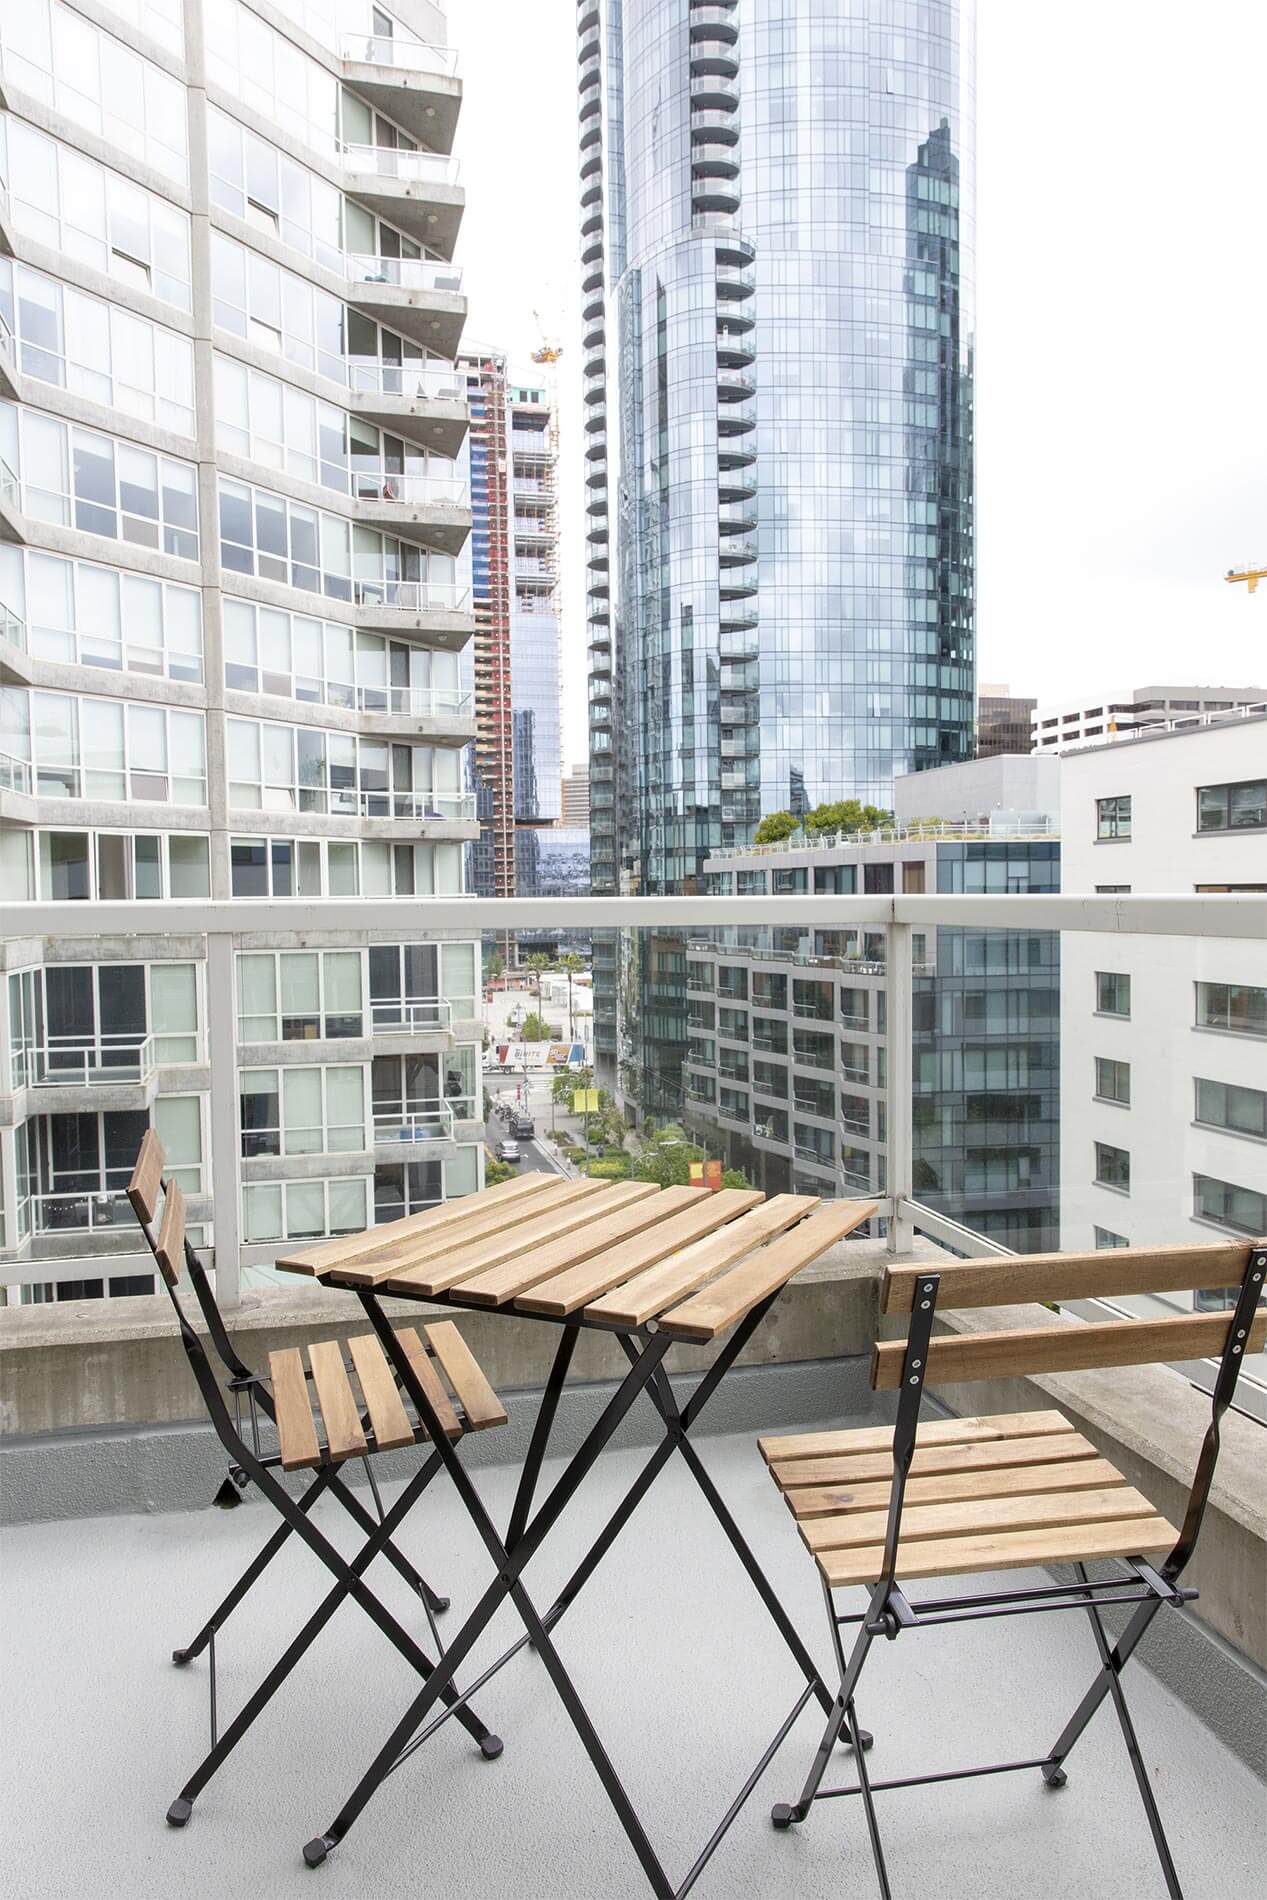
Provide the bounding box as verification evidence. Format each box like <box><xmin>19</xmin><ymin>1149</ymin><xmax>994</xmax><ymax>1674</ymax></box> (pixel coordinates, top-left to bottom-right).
<box><xmin>1225</xmin><ymin>560</ymin><xmax>1266</xmax><ymax>595</ymax></box>
<box><xmin>530</xmin><ymin>308</ymin><xmax>563</xmax><ymax>367</ymax></box>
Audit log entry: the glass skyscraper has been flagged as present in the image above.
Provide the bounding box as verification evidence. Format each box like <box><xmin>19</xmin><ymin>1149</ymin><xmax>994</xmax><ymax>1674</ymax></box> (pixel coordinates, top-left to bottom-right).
<box><xmin>579</xmin><ymin>0</ymin><xmax>976</xmax><ymax>1109</ymax></box>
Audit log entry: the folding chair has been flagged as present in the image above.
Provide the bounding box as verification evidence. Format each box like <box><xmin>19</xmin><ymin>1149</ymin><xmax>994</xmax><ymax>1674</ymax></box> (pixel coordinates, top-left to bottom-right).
<box><xmin>126</xmin><ymin>1132</ymin><xmax>509</xmax><ymax>1825</ymax></box>
<box><xmin>759</xmin><ymin>1235</ymin><xmax>1266</xmax><ymax>1898</ymax></box>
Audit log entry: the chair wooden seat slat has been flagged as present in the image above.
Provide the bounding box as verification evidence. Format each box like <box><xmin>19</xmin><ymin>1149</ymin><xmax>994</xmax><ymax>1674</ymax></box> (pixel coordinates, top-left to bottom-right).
<box><xmin>783</xmin><ymin>1455</ymin><xmax>1127</xmax><ymax>1521</ymax></box>
<box><xmin>656</xmin><ymin>1200</ymin><xmax>877</xmax><ymax>1342</ymax></box>
<box><xmin>817</xmin><ymin>1514</ymin><xmax>1179</xmax><ymax>1589</ymax></box>
<box><xmin>515</xmin><ymin>1187</ymin><xmax>765</xmax><ymax>1318</ymax></box>
<box><xmin>767</xmin><ymin>1426</ymin><xmax>1104</xmax><ymax>1494</ymax></box>
<box><xmin>758</xmin><ymin>1407</ymin><xmax>1073</xmax><ymax>1465</ymax></box>
<box><xmin>269</xmin><ymin>1346</ymin><xmax>323</xmax><ymax>1471</ymax></box>
<box><xmin>802</xmin><ymin>1483</ymin><xmax>1160</xmax><ymax>1555</ymax></box>
<box><xmin>424</xmin><ymin>1321</ymin><xmax>509</xmax><ymax>1431</ymax></box>
<box><xmin>346</xmin><ymin>1334</ymin><xmax>415</xmax><ymax>1453</ymax></box>
<box><xmin>396</xmin><ymin>1328</ymin><xmax>463</xmax><ymax>1439</ymax></box>
<box><xmin>304</xmin><ymin>1341</ymin><xmax>370</xmax><ymax>1463</ymax></box>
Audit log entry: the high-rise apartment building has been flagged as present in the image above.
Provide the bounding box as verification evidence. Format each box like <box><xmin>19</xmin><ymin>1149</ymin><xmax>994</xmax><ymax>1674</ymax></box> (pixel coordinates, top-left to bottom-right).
<box><xmin>977</xmin><ymin>683</ymin><xmax>1036</xmax><ymax>759</ymax></box>
<box><xmin>0</xmin><ymin>0</ymin><xmax>486</xmax><ymax>1299</ymax></box>
<box><xmin>461</xmin><ymin>348</ymin><xmax>562</xmax><ymax>900</ymax></box>
<box><xmin>578</xmin><ymin>0</ymin><xmax>976</xmax><ymax>1108</ymax></box>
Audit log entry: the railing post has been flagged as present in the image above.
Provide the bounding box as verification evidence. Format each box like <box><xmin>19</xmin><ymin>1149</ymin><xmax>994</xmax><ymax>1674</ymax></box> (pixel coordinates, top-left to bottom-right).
<box><xmin>885</xmin><ymin>917</ymin><xmax>914</xmax><ymax>1255</ymax></box>
<box><xmin>206</xmin><ymin>929</ymin><xmax>242</xmax><ymax>1308</ymax></box>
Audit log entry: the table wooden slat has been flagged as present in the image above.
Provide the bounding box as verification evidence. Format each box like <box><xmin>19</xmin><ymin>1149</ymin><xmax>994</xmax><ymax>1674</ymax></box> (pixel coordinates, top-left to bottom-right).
<box><xmin>307</xmin><ymin>1340</ymin><xmax>368</xmax><ymax>1461</ymax></box>
<box><xmin>396</xmin><ymin>1327</ymin><xmax>462</xmax><ymax>1438</ymax></box>
<box><xmin>328</xmin><ymin>1177</ymin><xmax>586</xmax><ymax>1287</ymax></box>
<box><xmin>584</xmin><ymin>1193</ymin><xmax>821</xmax><ymax>1329</ymax></box>
<box><xmin>346</xmin><ymin>1333</ymin><xmax>415</xmax><ymax>1452</ymax></box>
<box><xmin>384</xmin><ymin>1178</ymin><xmax>619</xmax><ymax>1296</ymax></box>
<box><xmin>516</xmin><ymin>1189</ymin><xmax>765</xmax><ymax>1318</ymax></box>
<box><xmin>657</xmin><ymin>1199</ymin><xmax>878</xmax><ymax>1342</ymax></box>
<box><xmin>279</xmin><ymin>1172</ymin><xmax>553</xmax><ymax>1277</ymax></box>
<box><xmin>425</xmin><ymin>1321</ymin><xmax>508</xmax><ymax>1430</ymax></box>
<box><xmin>458</xmin><ymin>1184</ymin><xmax>694</xmax><ymax>1307</ymax></box>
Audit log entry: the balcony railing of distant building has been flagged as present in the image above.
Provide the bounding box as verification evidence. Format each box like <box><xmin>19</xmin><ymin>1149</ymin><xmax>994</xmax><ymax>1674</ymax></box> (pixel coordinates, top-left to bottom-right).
<box><xmin>0</xmin><ymin>596</ymin><xmax>27</xmax><ymax>651</ymax></box>
<box><xmin>350</xmin><ymin>469</ymin><xmax>469</xmax><ymax>508</ymax></box>
<box><xmin>373</xmin><ymin>1101</ymin><xmax>458</xmax><ymax>1143</ymax></box>
<box><xmin>730</xmin><ymin>816</ymin><xmax>1059</xmax><ymax>856</ymax></box>
<box><xmin>369</xmin><ymin>997</ymin><xmax>454</xmax><ymax>1033</ymax></box>
<box><xmin>0</xmin><ymin>749</ymin><xmax>33</xmax><ymax>795</ymax></box>
<box><xmin>1047</xmin><ymin>702</ymin><xmax>1267</xmax><ymax>752</ymax></box>
<box><xmin>353</xmin><ymin>686</ymin><xmax>474</xmax><ymax>719</ymax></box>
<box><xmin>344</xmin><ymin>255</ymin><xmax>464</xmax><ymax>295</ymax></box>
<box><xmin>337</xmin><ymin>145</ymin><xmax>461</xmax><ymax>187</ymax></box>
<box><xmin>26</xmin><ymin>1034</ymin><xmax>158</xmax><ymax>1088</ymax></box>
<box><xmin>352</xmin><ymin>577</ymin><xmax>472</xmax><ymax>612</ymax></box>
<box><xmin>337</xmin><ymin>34</ymin><xmax>460</xmax><ymax>77</ymax></box>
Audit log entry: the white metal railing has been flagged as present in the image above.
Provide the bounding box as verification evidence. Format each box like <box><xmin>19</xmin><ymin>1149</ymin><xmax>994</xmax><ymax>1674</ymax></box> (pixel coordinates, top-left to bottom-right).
<box><xmin>354</xmin><ymin>578</ymin><xmax>472</xmax><ymax>613</ymax></box>
<box><xmin>370</xmin><ymin>996</ymin><xmax>453</xmax><ymax>1033</ymax></box>
<box><xmin>353</xmin><ymin>685</ymin><xmax>473</xmax><ymax>719</ymax></box>
<box><xmin>730</xmin><ymin>816</ymin><xmax>1059</xmax><ymax>856</ymax></box>
<box><xmin>0</xmin><ymin>303</ymin><xmax>14</xmax><ymax>362</ymax></box>
<box><xmin>347</xmin><ymin>359</ymin><xmax>464</xmax><ymax>403</ymax></box>
<box><xmin>338</xmin><ymin>145</ymin><xmax>461</xmax><ymax>187</ymax></box>
<box><xmin>0</xmin><ymin>748</ymin><xmax>32</xmax><ymax>794</ymax></box>
<box><xmin>1048</xmin><ymin>702</ymin><xmax>1267</xmax><ymax>752</ymax></box>
<box><xmin>339</xmin><ymin>33</ymin><xmax>459</xmax><ymax>76</ymax></box>
<box><xmin>337</xmin><ymin>789</ymin><xmax>475</xmax><ymax>822</ymax></box>
<box><xmin>373</xmin><ymin>1101</ymin><xmax>457</xmax><ymax>1142</ymax></box>
<box><xmin>29</xmin><ymin>1034</ymin><xmax>157</xmax><ymax>1087</ymax></box>
<box><xmin>29</xmin><ymin>1189</ymin><xmax>136</xmax><ymax>1234</ymax></box>
<box><xmin>352</xmin><ymin>469</ymin><xmax>469</xmax><ymax>508</ymax></box>
<box><xmin>0</xmin><ymin>452</ymin><xmax>18</xmax><ymax>508</ymax></box>
<box><xmin>345</xmin><ymin>254</ymin><xmax>464</xmax><ymax>296</ymax></box>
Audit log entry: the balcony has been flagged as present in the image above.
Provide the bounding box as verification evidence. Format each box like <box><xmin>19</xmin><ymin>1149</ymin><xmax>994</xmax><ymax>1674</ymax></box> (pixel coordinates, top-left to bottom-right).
<box><xmin>343</xmin><ymin>257</ymin><xmax>466</xmax><ymax>357</ymax></box>
<box><xmin>372</xmin><ymin>1101</ymin><xmax>457</xmax><ymax>1146</ymax></box>
<box><xmin>349</xmin><ymin>470</ymin><xmax>471</xmax><ymax>556</ymax></box>
<box><xmin>352</xmin><ymin>578</ymin><xmax>474</xmax><ymax>647</ymax></box>
<box><xmin>338</xmin><ymin>147</ymin><xmax>464</xmax><ymax>256</ymax></box>
<box><xmin>346</xmin><ymin>360</ymin><xmax>468</xmax><ymax>459</ymax></box>
<box><xmin>337</xmin><ymin>36</ymin><xmax>462</xmax><ymax>151</ymax></box>
<box><xmin>350</xmin><ymin>685</ymin><xmax>475</xmax><ymax>743</ymax></box>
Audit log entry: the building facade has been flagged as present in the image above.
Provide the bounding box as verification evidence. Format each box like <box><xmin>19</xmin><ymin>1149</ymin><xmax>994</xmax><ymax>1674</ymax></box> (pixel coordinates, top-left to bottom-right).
<box><xmin>560</xmin><ymin>762</ymin><xmax>590</xmax><ymax>828</ymax></box>
<box><xmin>1031</xmin><ymin>683</ymin><xmax>1267</xmax><ymax>753</ymax></box>
<box><xmin>0</xmin><ymin>0</ymin><xmax>486</xmax><ymax>1299</ymax></box>
<box><xmin>685</xmin><ymin>757</ymin><xmax>1061</xmax><ymax>1251</ymax></box>
<box><xmin>1057</xmin><ymin>720</ymin><xmax>1267</xmax><ymax>1311</ymax></box>
<box><xmin>461</xmin><ymin>350</ymin><xmax>562</xmax><ymax>900</ymax></box>
<box><xmin>976</xmin><ymin>682</ymin><xmax>1035</xmax><ymax>759</ymax></box>
<box><xmin>578</xmin><ymin>0</ymin><xmax>977</xmax><ymax>1110</ymax></box>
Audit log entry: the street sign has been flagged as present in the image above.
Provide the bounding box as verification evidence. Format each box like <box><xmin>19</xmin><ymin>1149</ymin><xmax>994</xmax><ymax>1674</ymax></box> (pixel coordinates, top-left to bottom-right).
<box><xmin>572</xmin><ymin>1088</ymin><xmax>600</xmax><ymax>1113</ymax></box>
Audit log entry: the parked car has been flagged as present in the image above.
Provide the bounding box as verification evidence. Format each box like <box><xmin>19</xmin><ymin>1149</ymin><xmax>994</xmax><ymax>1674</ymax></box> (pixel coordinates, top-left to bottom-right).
<box><xmin>511</xmin><ymin>1116</ymin><xmax>535</xmax><ymax>1139</ymax></box>
<box><xmin>495</xmin><ymin>1139</ymin><xmax>521</xmax><ymax>1163</ymax></box>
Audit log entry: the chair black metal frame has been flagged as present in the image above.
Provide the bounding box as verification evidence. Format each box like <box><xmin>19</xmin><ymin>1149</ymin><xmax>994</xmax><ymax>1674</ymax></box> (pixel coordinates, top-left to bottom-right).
<box><xmin>764</xmin><ymin>1241</ymin><xmax>1266</xmax><ymax>1900</ymax></box>
<box><xmin>127</xmin><ymin>1142</ymin><xmax>505</xmax><ymax>1826</ymax></box>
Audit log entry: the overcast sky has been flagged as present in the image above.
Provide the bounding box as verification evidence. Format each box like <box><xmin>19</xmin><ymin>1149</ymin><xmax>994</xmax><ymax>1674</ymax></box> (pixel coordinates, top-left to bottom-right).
<box><xmin>447</xmin><ymin>0</ymin><xmax>1267</xmax><ymax>764</ymax></box>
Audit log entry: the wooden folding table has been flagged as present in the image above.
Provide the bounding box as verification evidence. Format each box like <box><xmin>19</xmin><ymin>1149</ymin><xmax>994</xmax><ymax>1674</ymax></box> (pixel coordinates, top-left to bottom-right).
<box><xmin>279</xmin><ymin>1171</ymin><xmax>876</xmax><ymax>1895</ymax></box>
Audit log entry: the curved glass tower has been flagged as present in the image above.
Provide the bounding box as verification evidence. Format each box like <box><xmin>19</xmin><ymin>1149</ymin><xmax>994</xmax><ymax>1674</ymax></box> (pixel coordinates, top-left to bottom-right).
<box><xmin>579</xmin><ymin>0</ymin><xmax>975</xmax><ymax>1107</ymax></box>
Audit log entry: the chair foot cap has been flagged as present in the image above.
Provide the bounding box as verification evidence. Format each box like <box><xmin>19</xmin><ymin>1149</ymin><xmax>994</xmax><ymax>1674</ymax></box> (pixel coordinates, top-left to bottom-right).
<box><xmin>841</xmin><ymin>1727</ymin><xmax>874</xmax><ymax>1751</ymax></box>
<box><xmin>480</xmin><ymin>1734</ymin><xmax>505</xmax><ymax>1761</ymax></box>
<box><xmin>429</xmin><ymin>1595</ymin><xmax>451</xmax><ymax>1614</ymax></box>
<box><xmin>303</xmin><ymin>1837</ymin><xmax>334</xmax><ymax>1868</ymax></box>
<box><xmin>171</xmin><ymin>1648</ymin><xmax>193</xmax><ymax>1666</ymax></box>
<box><xmin>771</xmin><ymin>1804</ymin><xmax>798</xmax><ymax>1830</ymax></box>
<box><xmin>166</xmin><ymin>1798</ymin><xmax>193</xmax><ymax>1828</ymax></box>
<box><xmin>1043</xmin><ymin>1768</ymin><xmax>1068</xmax><ymax>1790</ymax></box>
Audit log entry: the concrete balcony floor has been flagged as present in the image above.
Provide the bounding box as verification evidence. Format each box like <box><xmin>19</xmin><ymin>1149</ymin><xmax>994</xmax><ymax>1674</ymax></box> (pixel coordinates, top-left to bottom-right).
<box><xmin>2</xmin><ymin>1425</ymin><xmax>1261</xmax><ymax>1899</ymax></box>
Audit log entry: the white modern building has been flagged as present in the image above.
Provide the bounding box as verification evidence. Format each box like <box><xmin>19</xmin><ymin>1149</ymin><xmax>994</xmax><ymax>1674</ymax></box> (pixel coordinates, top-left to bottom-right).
<box><xmin>0</xmin><ymin>0</ymin><xmax>487</xmax><ymax>1300</ymax></box>
<box><xmin>1058</xmin><ymin>716</ymin><xmax>1267</xmax><ymax>1283</ymax></box>
<box><xmin>1031</xmin><ymin>683</ymin><xmax>1267</xmax><ymax>753</ymax></box>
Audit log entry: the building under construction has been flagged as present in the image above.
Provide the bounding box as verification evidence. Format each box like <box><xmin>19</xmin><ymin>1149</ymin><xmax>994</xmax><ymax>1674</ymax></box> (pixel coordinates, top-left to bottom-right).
<box><xmin>460</xmin><ymin>350</ymin><xmax>563</xmax><ymax>901</ymax></box>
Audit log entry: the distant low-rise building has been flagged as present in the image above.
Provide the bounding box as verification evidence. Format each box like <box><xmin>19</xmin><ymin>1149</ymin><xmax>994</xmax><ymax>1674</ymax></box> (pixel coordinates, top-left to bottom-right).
<box><xmin>1031</xmin><ymin>684</ymin><xmax>1267</xmax><ymax>753</ymax></box>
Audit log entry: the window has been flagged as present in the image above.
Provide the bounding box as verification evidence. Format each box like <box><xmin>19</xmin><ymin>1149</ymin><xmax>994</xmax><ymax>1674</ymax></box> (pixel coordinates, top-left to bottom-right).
<box><xmin>242</xmin><ymin>1175</ymin><xmax>367</xmax><ymax>1243</ymax></box>
<box><xmin>1196</xmin><ymin>778</ymin><xmax>1267</xmax><ymax>833</ymax></box>
<box><xmin>1094</xmin><ymin>1057</ymin><xmax>1130</xmax><ymax>1105</ymax></box>
<box><xmin>1096</xmin><ymin>795</ymin><xmax>1131</xmax><ymax>840</ymax></box>
<box><xmin>207</xmin><ymin>107</ymin><xmax>342</xmax><ymax>269</ymax></box>
<box><xmin>1</xmin><ymin>120</ymin><xmax>191</xmax><ymax>311</ymax></box>
<box><xmin>227</xmin><ymin>834</ymin><xmax>462</xmax><ymax>899</ymax></box>
<box><xmin>3</xmin><ymin>402</ymin><xmax>197</xmax><ymax>558</ymax></box>
<box><xmin>1194</xmin><ymin>1078</ymin><xmax>1267</xmax><ymax>1141</ymax></box>
<box><xmin>204</xmin><ymin>0</ymin><xmax>341</xmax><ymax>160</ymax></box>
<box><xmin>222</xmin><ymin>595</ymin><xmax>463</xmax><ymax>715</ymax></box>
<box><xmin>1095</xmin><ymin>884</ymin><xmax>1131</xmax><ymax>894</ymax></box>
<box><xmin>1</xmin><ymin>830</ymin><xmax>208</xmax><ymax>903</ymax></box>
<box><xmin>239</xmin><ymin>1064</ymin><xmax>366</xmax><ymax>1158</ymax></box>
<box><xmin>226</xmin><ymin>716</ymin><xmax>464</xmax><ymax>820</ymax></box>
<box><xmin>1195</xmin><ymin>981</ymin><xmax>1266</xmax><ymax>1037</ymax></box>
<box><xmin>34</xmin><ymin>959</ymin><xmax>197</xmax><ymax>1072</ymax></box>
<box><xmin>1094</xmin><ymin>1226</ymin><xmax>1129</xmax><ymax>1249</ymax></box>
<box><xmin>236</xmin><ymin>951</ymin><xmax>364</xmax><ymax>1042</ymax></box>
<box><xmin>1193</xmin><ymin>1173</ymin><xmax>1267</xmax><ymax>1237</ymax></box>
<box><xmin>217</xmin><ymin>474</ymin><xmax>460</xmax><ymax>607</ymax></box>
<box><xmin>1095</xmin><ymin>971</ymin><xmax>1131</xmax><ymax>1017</ymax></box>
<box><xmin>1</xmin><ymin>547</ymin><xmax>202</xmax><ymax>680</ymax></box>
<box><xmin>4</xmin><ymin>0</ymin><xmax>188</xmax><ymax>180</ymax></box>
<box><xmin>1</xmin><ymin>259</ymin><xmax>194</xmax><ymax>432</ymax></box>
<box><xmin>1094</xmin><ymin>1141</ymin><xmax>1130</xmax><ymax>1192</ymax></box>
<box><xmin>8</xmin><ymin>691</ymin><xmax>206</xmax><ymax>805</ymax></box>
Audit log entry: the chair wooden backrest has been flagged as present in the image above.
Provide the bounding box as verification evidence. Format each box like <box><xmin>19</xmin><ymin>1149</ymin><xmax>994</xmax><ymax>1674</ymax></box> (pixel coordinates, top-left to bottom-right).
<box><xmin>873</xmin><ymin>1238</ymin><xmax>1267</xmax><ymax>1391</ymax></box>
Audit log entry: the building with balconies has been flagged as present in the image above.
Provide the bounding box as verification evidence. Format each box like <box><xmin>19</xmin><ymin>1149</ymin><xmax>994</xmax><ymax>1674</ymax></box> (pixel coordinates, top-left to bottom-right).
<box><xmin>0</xmin><ymin>0</ymin><xmax>486</xmax><ymax>1297</ymax></box>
